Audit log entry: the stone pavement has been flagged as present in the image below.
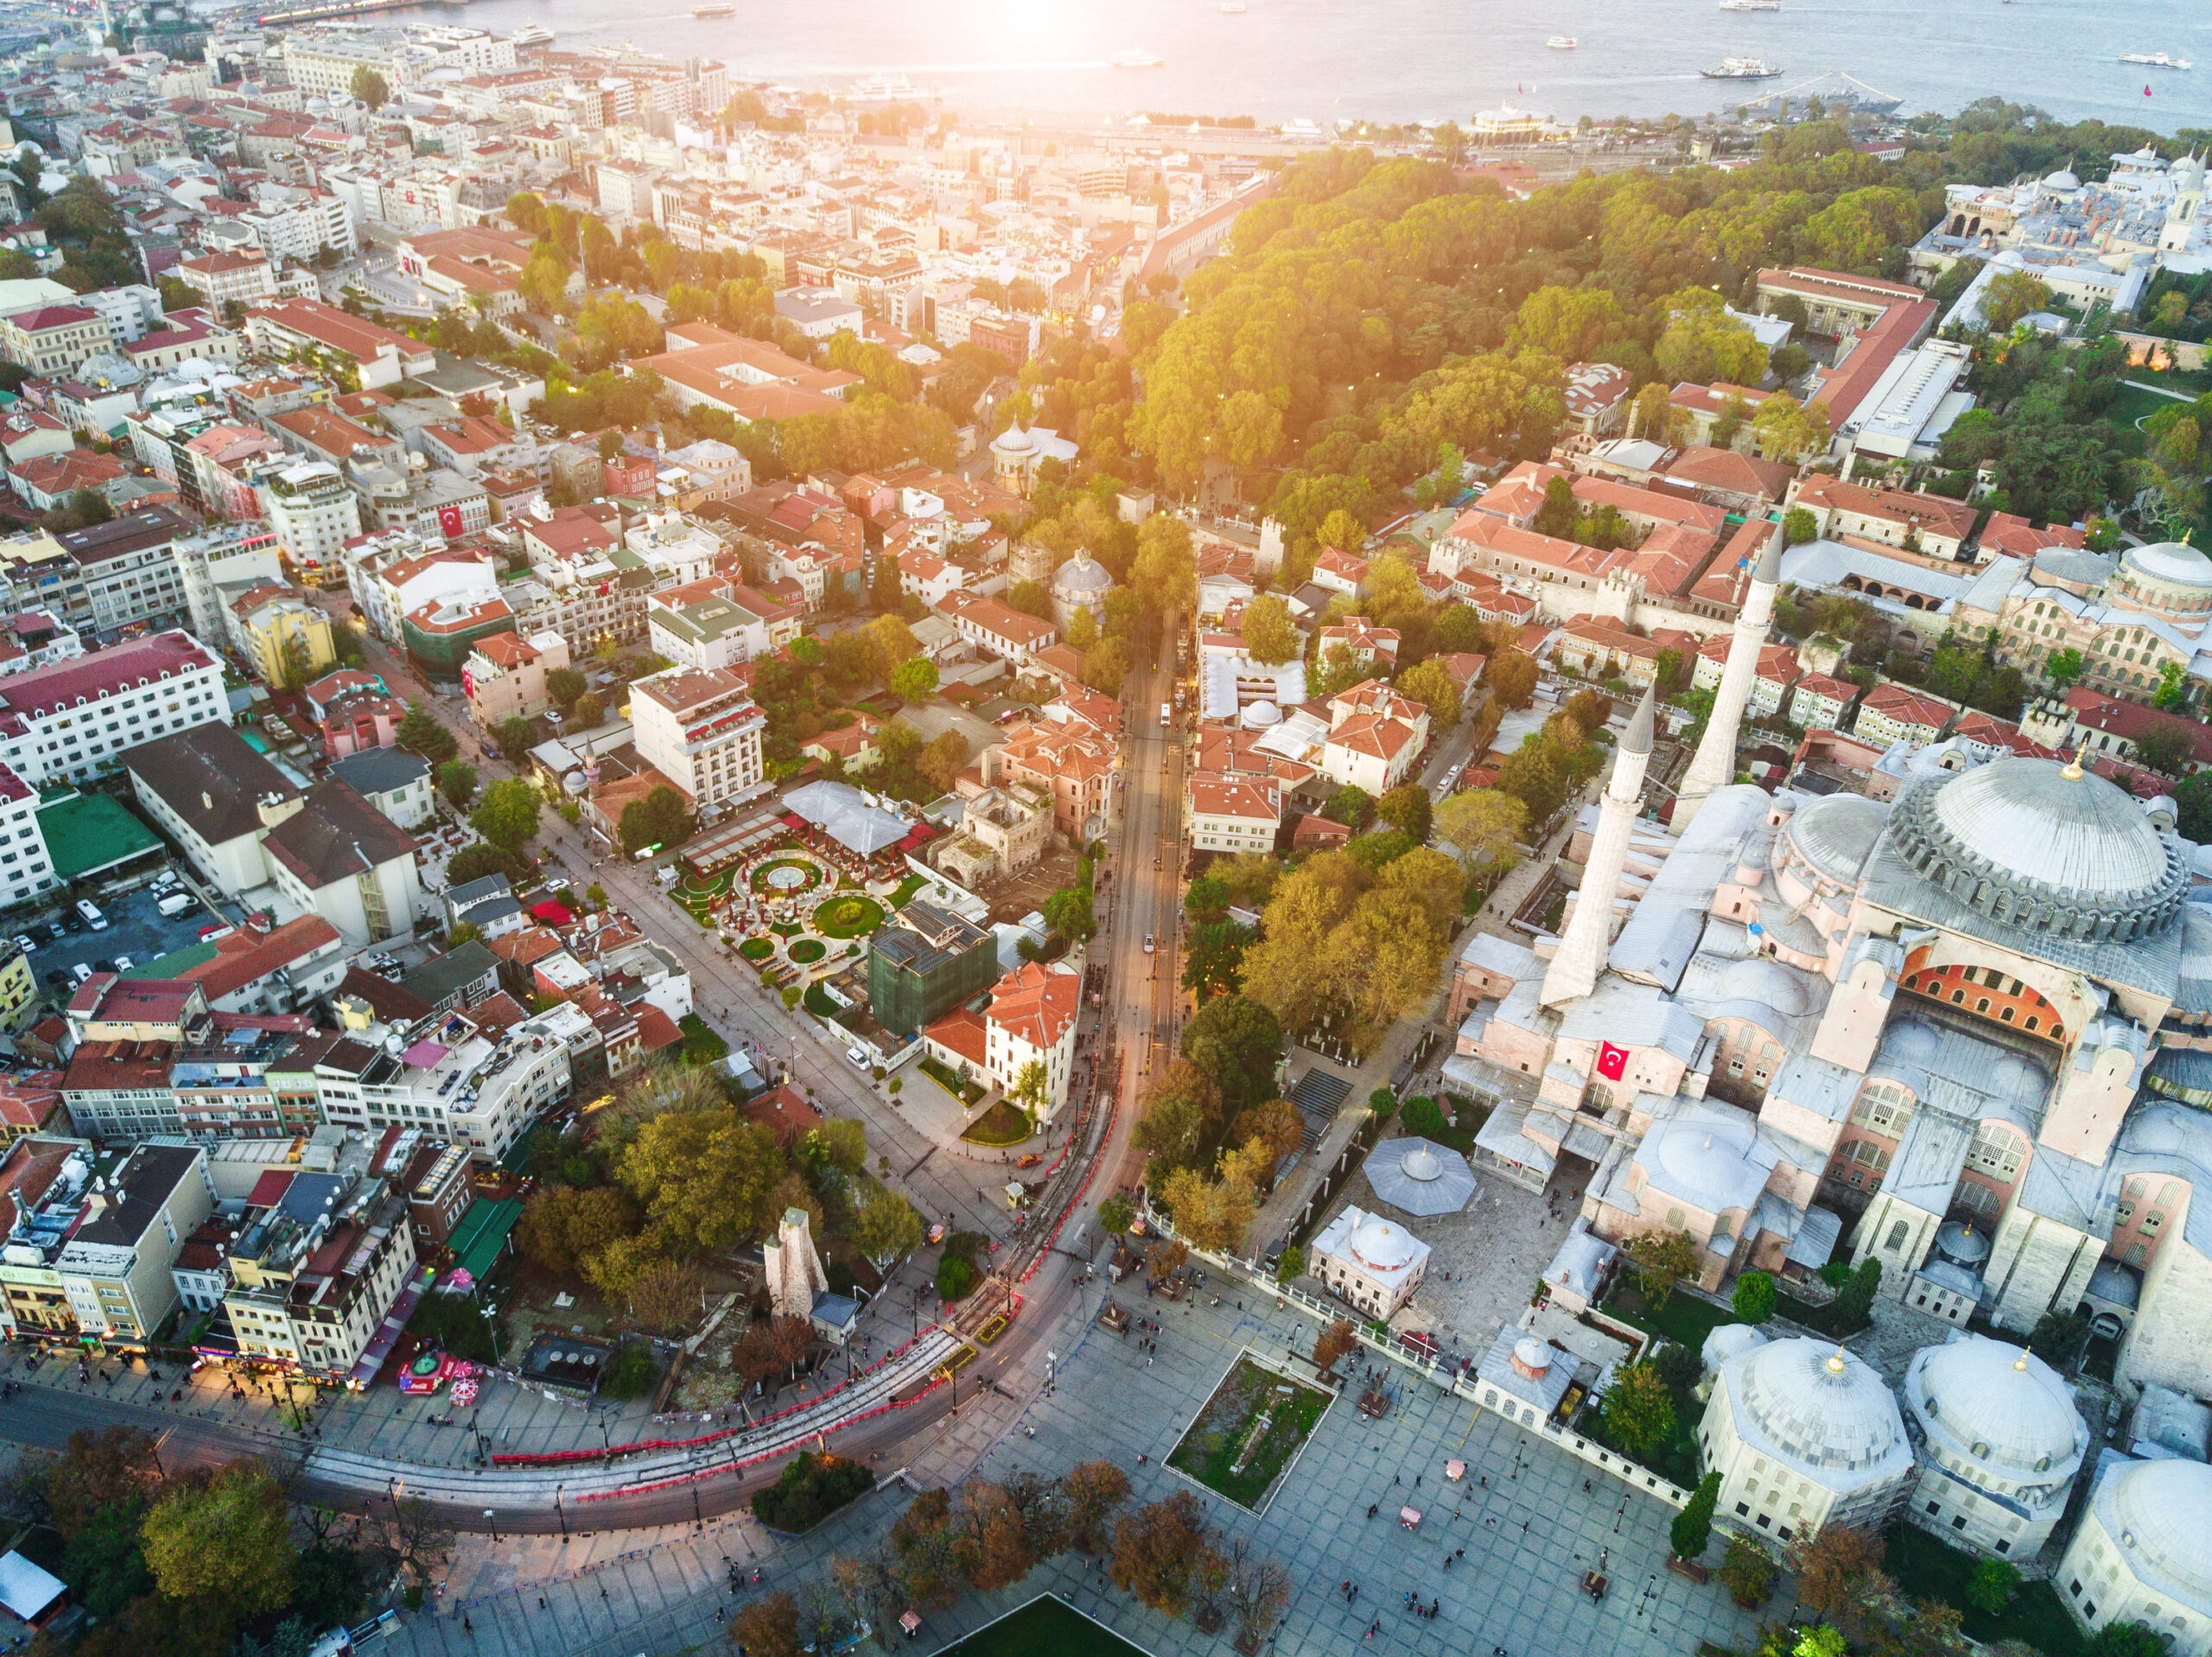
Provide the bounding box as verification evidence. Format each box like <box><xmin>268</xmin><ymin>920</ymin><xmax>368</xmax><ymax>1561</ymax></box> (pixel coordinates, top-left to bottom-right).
<box><xmin>372</xmin><ymin>1267</ymin><xmax>1770</xmax><ymax>1657</ymax></box>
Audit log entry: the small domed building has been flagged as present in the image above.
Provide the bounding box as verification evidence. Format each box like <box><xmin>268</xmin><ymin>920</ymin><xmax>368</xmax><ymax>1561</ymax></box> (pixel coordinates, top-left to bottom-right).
<box><xmin>2058</xmin><ymin>1458</ymin><xmax>2212</xmax><ymax>1656</ymax></box>
<box><xmin>1698</xmin><ymin>1336</ymin><xmax>1915</xmax><ymax>1544</ymax></box>
<box><xmin>1309</xmin><ymin>1204</ymin><xmax>1430</xmax><ymax>1318</ymax></box>
<box><xmin>1048</xmin><ymin>551</ymin><xmax>1114</xmax><ymax>628</ymax></box>
<box><xmin>1902</xmin><ymin>1333</ymin><xmax>2087</xmax><ymax>1559</ymax></box>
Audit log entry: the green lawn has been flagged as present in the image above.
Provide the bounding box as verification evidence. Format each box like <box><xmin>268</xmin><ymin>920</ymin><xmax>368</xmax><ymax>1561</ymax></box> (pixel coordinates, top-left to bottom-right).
<box><xmin>803</xmin><ymin>983</ymin><xmax>839</xmax><ymax>1018</ymax></box>
<box><xmin>937</xmin><ymin>1596</ymin><xmax>1148</xmax><ymax>1657</ymax></box>
<box><xmin>789</xmin><ymin>938</ymin><xmax>826</xmax><ymax>963</ymax></box>
<box><xmin>1166</xmin><ymin>1358</ymin><xmax>1332</xmax><ymax>1512</ymax></box>
<box><xmin>919</xmin><ymin>1055</ymin><xmax>986</xmax><ymax>1105</ymax></box>
<box><xmin>960</xmin><ymin>1101</ymin><xmax>1034</xmax><ymax>1146</ymax></box>
<box><xmin>812</xmin><ymin>894</ymin><xmax>886</xmax><ymax>937</ymax></box>
<box><xmin>1604</xmin><ymin>1284</ymin><xmax>1733</xmax><ymax>1352</ymax></box>
<box><xmin>738</xmin><ymin>937</ymin><xmax>774</xmax><ymax>961</ymax></box>
<box><xmin>1885</xmin><ymin>1526</ymin><xmax>2087</xmax><ymax>1657</ymax></box>
<box><xmin>888</xmin><ymin>872</ymin><xmax>928</xmax><ymax>908</ymax></box>
<box><xmin>677</xmin><ymin>1014</ymin><xmax>728</xmax><ymax>1065</ymax></box>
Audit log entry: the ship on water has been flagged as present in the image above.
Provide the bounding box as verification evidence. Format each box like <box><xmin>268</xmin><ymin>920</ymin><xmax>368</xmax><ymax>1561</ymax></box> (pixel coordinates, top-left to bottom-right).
<box><xmin>1718</xmin><ymin>0</ymin><xmax>1782</xmax><ymax>11</ymax></box>
<box><xmin>512</xmin><ymin>21</ymin><xmax>552</xmax><ymax>46</ymax></box>
<box><xmin>1546</xmin><ymin>36</ymin><xmax>1576</xmax><ymax>49</ymax></box>
<box><xmin>2119</xmin><ymin>51</ymin><xmax>2192</xmax><ymax>69</ymax></box>
<box><xmin>1702</xmin><ymin>54</ymin><xmax>1783</xmax><ymax>79</ymax></box>
<box><xmin>691</xmin><ymin>3</ymin><xmax>734</xmax><ymax>16</ymax></box>
<box><xmin>1111</xmin><ymin>48</ymin><xmax>1165</xmax><ymax>67</ymax></box>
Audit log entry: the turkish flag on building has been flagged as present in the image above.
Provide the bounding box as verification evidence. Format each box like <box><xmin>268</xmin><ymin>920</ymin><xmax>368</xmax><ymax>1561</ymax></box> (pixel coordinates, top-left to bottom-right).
<box><xmin>1597</xmin><ymin>1042</ymin><xmax>1629</xmax><ymax>1082</ymax></box>
<box><xmin>437</xmin><ymin>505</ymin><xmax>465</xmax><ymax>537</ymax></box>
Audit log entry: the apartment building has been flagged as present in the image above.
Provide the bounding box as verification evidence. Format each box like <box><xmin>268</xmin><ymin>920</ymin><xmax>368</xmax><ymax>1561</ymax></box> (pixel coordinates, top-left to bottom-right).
<box><xmin>257</xmin><ymin>461</ymin><xmax>365</xmax><ymax>569</ymax></box>
<box><xmin>462</xmin><ymin>628</ymin><xmax>569</xmax><ymax>729</ymax></box>
<box><xmin>224</xmin><ymin>1160</ymin><xmax>417</xmax><ymax>1384</ymax></box>
<box><xmin>628</xmin><ymin>665</ymin><xmax>766</xmax><ymax>812</ymax></box>
<box><xmin>54</xmin><ymin>1142</ymin><xmax>215</xmax><ymax>1347</ymax></box>
<box><xmin>0</xmin><ymin>630</ymin><xmax>227</xmax><ymax>789</ymax></box>
<box><xmin>55</xmin><ymin>508</ymin><xmax>195</xmax><ymax>635</ymax></box>
<box><xmin>1186</xmin><ymin>772</ymin><xmax>1283</xmax><ymax>857</ymax></box>
<box><xmin>174</xmin><ymin>251</ymin><xmax>279</xmax><ymax>309</ymax></box>
<box><xmin>645</xmin><ymin>575</ymin><xmax>798</xmax><ymax>672</ymax></box>
<box><xmin>0</xmin><ymin>306</ymin><xmax>112</xmax><ymax>378</ymax></box>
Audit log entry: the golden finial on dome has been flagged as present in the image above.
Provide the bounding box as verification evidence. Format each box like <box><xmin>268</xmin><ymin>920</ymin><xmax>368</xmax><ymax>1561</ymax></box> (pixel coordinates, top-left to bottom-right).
<box><xmin>2062</xmin><ymin>747</ymin><xmax>2085</xmax><ymax>780</ymax></box>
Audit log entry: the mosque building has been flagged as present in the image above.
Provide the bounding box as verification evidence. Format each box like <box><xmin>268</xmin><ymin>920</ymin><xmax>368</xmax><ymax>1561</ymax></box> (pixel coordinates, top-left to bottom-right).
<box><xmin>1446</xmin><ymin>531</ymin><xmax>2212</xmax><ymax>1408</ymax></box>
<box><xmin>2057</xmin><ymin>1458</ymin><xmax>2212</xmax><ymax>1656</ymax></box>
<box><xmin>1900</xmin><ymin>1332</ymin><xmax>2088</xmax><ymax>1558</ymax></box>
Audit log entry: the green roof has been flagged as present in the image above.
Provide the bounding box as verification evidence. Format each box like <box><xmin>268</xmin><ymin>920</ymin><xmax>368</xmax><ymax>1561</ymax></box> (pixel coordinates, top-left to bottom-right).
<box><xmin>35</xmin><ymin>793</ymin><xmax>162</xmax><ymax>882</ymax></box>
<box><xmin>143</xmin><ymin>941</ymin><xmax>219</xmax><ymax>977</ymax></box>
<box><xmin>446</xmin><ymin>1195</ymin><xmax>524</xmax><ymax>1286</ymax></box>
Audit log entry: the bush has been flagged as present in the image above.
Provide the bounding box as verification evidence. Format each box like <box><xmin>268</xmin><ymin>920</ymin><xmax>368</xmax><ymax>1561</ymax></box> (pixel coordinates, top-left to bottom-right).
<box><xmin>937</xmin><ymin>1254</ymin><xmax>978</xmax><ymax>1302</ymax></box>
<box><xmin>1720</xmin><ymin>1534</ymin><xmax>1778</xmax><ymax>1608</ymax></box>
<box><xmin>752</xmin><ymin>1452</ymin><xmax>874</xmax><ymax>1533</ymax></box>
<box><xmin>1968</xmin><ymin>1558</ymin><xmax>2020</xmax><ymax>1615</ymax></box>
<box><xmin>598</xmin><ymin>1342</ymin><xmax>658</xmax><ymax>1400</ymax></box>
<box><xmin>1399</xmin><ymin>1096</ymin><xmax>1447</xmax><ymax>1140</ymax></box>
<box><xmin>1732</xmin><ymin>1270</ymin><xmax>1777</xmax><ymax>1324</ymax></box>
<box><xmin>1274</xmin><ymin>1245</ymin><xmax>1305</xmax><ymax>1283</ymax></box>
<box><xmin>1671</xmin><ymin>1471</ymin><xmax>1719</xmax><ymax>1562</ymax></box>
<box><xmin>1367</xmin><ymin>1088</ymin><xmax>1398</xmax><ymax>1122</ymax></box>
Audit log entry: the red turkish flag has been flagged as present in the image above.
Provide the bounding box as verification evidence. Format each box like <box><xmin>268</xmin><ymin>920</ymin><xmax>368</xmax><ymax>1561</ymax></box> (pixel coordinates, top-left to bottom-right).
<box><xmin>1597</xmin><ymin>1042</ymin><xmax>1629</xmax><ymax>1082</ymax></box>
<box><xmin>437</xmin><ymin>505</ymin><xmax>464</xmax><ymax>537</ymax></box>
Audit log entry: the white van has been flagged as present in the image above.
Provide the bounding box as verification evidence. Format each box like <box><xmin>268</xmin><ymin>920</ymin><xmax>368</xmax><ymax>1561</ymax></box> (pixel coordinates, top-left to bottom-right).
<box><xmin>75</xmin><ymin>899</ymin><xmax>106</xmax><ymax>930</ymax></box>
<box><xmin>156</xmin><ymin>891</ymin><xmax>194</xmax><ymax>917</ymax></box>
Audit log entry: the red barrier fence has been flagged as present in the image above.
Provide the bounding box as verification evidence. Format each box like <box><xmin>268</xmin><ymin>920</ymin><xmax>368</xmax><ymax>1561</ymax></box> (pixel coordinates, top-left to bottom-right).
<box><xmin>491</xmin><ymin>1326</ymin><xmax>940</xmax><ymax>1468</ymax></box>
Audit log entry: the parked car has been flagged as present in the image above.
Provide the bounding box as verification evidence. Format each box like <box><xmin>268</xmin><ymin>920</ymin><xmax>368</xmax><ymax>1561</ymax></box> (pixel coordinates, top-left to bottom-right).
<box><xmin>68</xmin><ymin>964</ymin><xmax>90</xmax><ymax>986</ymax></box>
<box><xmin>11</xmin><ymin>936</ymin><xmax>32</xmax><ymax>955</ymax></box>
<box><xmin>112</xmin><ymin>955</ymin><xmax>132</xmax><ymax>973</ymax></box>
<box><xmin>76</xmin><ymin>899</ymin><xmax>105</xmax><ymax>930</ymax></box>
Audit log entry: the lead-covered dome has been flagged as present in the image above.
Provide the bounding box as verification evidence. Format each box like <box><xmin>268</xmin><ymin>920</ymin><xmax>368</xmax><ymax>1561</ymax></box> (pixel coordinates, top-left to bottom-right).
<box><xmin>1904</xmin><ymin>1335</ymin><xmax>2085</xmax><ymax>1481</ymax></box>
<box><xmin>1786</xmin><ymin>792</ymin><xmax>1889</xmax><ymax>885</ymax></box>
<box><xmin>2104</xmin><ymin>1459</ymin><xmax>2212</xmax><ymax>1600</ymax></box>
<box><xmin>1888</xmin><ymin>758</ymin><xmax>2189</xmax><ymax>943</ymax></box>
<box><xmin>1346</xmin><ymin>1214</ymin><xmax>1418</xmax><ymax>1273</ymax></box>
<box><xmin>1726</xmin><ymin>1337</ymin><xmax>1911</xmax><ymax>1483</ymax></box>
<box><xmin>2122</xmin><ymin>540</ymin><xmax>2212</xmax><ymax>591</ymax></box>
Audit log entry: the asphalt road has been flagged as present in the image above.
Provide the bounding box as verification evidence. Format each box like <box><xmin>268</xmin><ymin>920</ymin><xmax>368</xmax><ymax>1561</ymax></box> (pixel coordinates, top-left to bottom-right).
<box><xmin>167</xmin><ymin>603</ymin><xmax>1196</xmax><ymax>1531</ymax></box>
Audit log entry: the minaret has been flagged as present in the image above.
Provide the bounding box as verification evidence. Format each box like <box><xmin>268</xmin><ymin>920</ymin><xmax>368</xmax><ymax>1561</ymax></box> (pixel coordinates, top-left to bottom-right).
<box><xmin>1541</xmin><ymin>686</ymin><xmax>1655</xmax><ymax>1008</ymax></box>
<box><xmin>1674</xmin><ymin>527</ymin><xmax>1783</xmax><ymax>835</ymax></box>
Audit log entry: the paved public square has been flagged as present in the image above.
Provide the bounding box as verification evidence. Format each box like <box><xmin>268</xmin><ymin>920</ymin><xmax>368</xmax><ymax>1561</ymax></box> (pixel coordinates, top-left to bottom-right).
<box><xmin>371</xmin><ymin>1268</ymin><xmax>1774</xmax><ymax>1657</ymax></box>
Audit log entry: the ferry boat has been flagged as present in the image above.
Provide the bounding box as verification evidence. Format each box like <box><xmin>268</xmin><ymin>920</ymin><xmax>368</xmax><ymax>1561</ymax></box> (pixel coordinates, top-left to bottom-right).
<box><xmin>511</xmin><ymin>22</ymin><xmax>552</xmax><ymax>46</ymax></box>
<box><xmin>2119</xmin><ymin>51</ymin><xmax>2191</xmax><ymax>69</ymax></box>
<box><xmin>1546</xmin><ymin>35</ymin><xmax>1576</xmax><ymax>49</ymax></box>
<box><xmin>1219</xmin><ymin>2</ymin><xmax>1246</xmax><ymax>12</ymax></box>
<box><xmin>1702</xmin><ymin>54</ymin><xmax>1783</xmax><ymax>79</ymax></box>
<box><xmin>1718</xmin><ymin>0</ymin><xmax>1781</xmax><ymax>10</ymax></box>
<box><xmin>1111</xmin><ymin>48</ymin><xmax>1165</xmax><ymax>67</ymax></box>
<box><xmin>847</xmin><ymin>72</ymin><xmax>942</xmax><ymax>101</ymax></box>
<box><xmin>690</xmin><ymin>3</ymin><xmax>734</xmax><ymax>15</ymax></box>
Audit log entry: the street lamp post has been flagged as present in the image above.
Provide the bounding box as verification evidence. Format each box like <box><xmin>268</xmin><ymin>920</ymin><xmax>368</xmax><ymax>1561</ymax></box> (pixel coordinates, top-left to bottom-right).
<box><xmin>484</xmin><ymin>1508</ymin><xmax>498</xmax><ymax>1543</ymax></box>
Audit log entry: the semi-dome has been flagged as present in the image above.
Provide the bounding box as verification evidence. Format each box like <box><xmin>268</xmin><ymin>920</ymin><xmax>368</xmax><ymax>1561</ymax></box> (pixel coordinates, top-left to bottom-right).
<box><xmin>2105</xmin><ymin>1459</ymin><xmax>2212</xmax><ymax>1599</ymax></box>
<box><xmin>1701</xmin><ymin>1322</ymin><xmax>1769</xmax><ymax>1372</ymax></box>
<box><xmin>1887</xmin><ymin>757</ymin><xmax>2189</xmax><ymax>943</ymax></box>
<box><xmin>2122</xmin><ymin>539</ymin><xmax>2212</xmax><ymax>590</ymax></box>
<box><xmin>1905</xmin><ymin>1335</ymin><xmax>2085</xmax><ymax>1478</ymax></box>
<box><xmin>1787</xmin><ymin>792</ymin><xmax>1889</xmax><ymax>884</ymax></box>
<box><xmin>2044</xmin><ymin>168</ymin><xmax>2081</xmax><ymax>191</ymax></box>
<box><xmin>1728</xmin><ymin>1337</ymin><xmax>1910</xmax><ymax>1480</ymax></box>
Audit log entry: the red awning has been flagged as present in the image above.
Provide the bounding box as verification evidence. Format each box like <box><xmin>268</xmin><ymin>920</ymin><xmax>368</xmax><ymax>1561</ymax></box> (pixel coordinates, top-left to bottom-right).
<box><xmin>531</xmin><ymin>901</ymin><xmax>575</xmax><ymax>923</ymax></box>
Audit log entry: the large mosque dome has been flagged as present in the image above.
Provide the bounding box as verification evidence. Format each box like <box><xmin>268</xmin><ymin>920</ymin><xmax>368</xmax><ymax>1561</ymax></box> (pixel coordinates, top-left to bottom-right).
<box><xmin>1726</xmin><ymin>1337</ymin><xmax>1911</xmax><ymax>1482</ymax></box>
<box><xmin>1904</xmin><ymin>1335</ymin><xmax>2085</xmax><ymax>1479</ymax></box>
<box><xmin>2104</xmin><ymin>1459</ymin><xmax>2212</xmax><ymax>1603</ymax></box>
<box><xmin>1887</xmin><ymin>757</ymin><xmax>2189</xmax><ymax>943</ymax></box>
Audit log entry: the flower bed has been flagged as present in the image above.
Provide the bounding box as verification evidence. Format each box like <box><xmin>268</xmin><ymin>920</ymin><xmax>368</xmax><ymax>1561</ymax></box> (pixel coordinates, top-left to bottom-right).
<box><xmin>788</xmin><ymin>938</ymin><xmax>826</xmax><ymax>964</ymax></box>
<box><xmin>738</xmin><ymin>937</ymin><xmax>775</xmax><ymax>962</ymax></box>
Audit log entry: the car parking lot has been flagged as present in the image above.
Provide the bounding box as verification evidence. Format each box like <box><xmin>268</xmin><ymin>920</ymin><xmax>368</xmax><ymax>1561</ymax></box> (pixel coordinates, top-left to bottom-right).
<box><xmin>22</xmin><ymin>878</ymin><xmax>227</xmax><ymax>996</ymax></box>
